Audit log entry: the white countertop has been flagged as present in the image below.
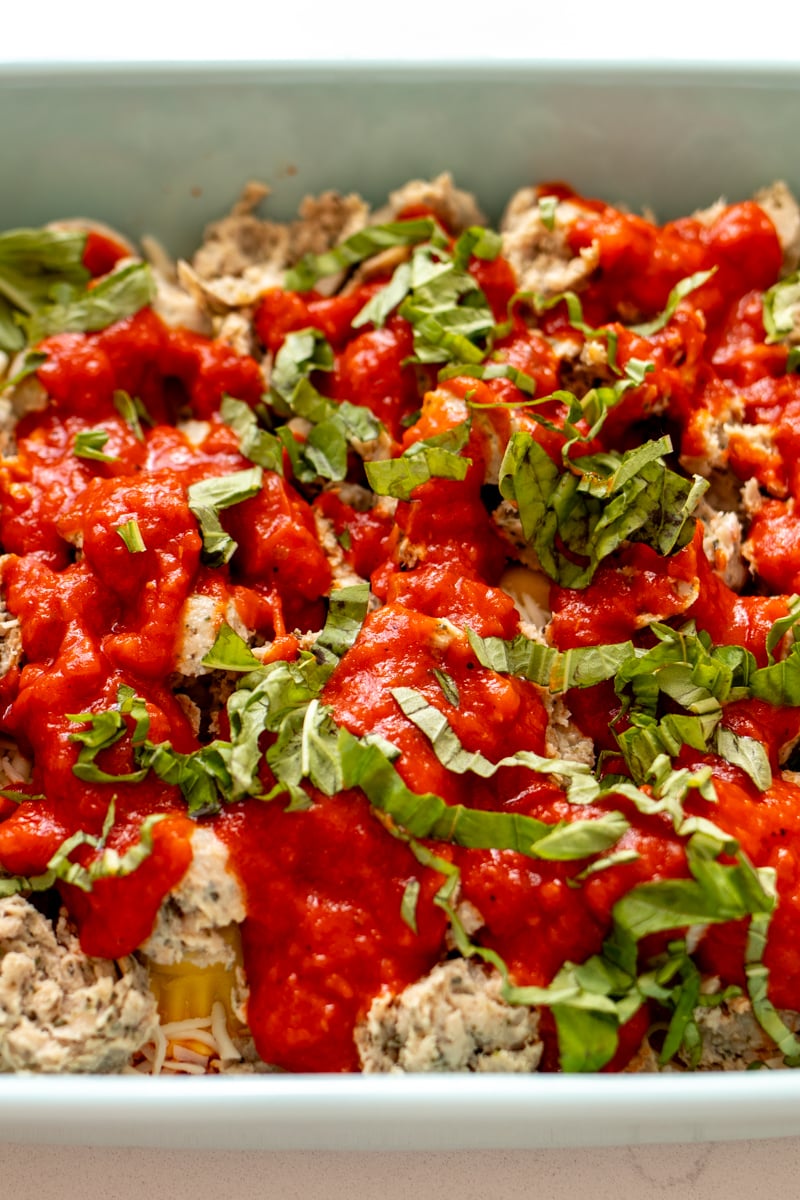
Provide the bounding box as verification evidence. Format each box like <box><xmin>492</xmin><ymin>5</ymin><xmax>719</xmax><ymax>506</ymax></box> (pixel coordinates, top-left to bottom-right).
<box><xmin>5</xmin><ymin>0</ymin><xmax>800</xmax><ymax>65</ymax></box>
<box><xmin>4</xmin><ymin>1136</ymin><xmax>800</xmax><ymax>1199</ymax></box>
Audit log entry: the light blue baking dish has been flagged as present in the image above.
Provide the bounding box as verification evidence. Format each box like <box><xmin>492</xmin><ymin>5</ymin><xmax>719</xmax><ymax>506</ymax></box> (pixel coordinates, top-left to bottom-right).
<box><xmin>1</xmin><ymin>58</ymin><xmax>800</xmax><ymax>1150</ymax></box>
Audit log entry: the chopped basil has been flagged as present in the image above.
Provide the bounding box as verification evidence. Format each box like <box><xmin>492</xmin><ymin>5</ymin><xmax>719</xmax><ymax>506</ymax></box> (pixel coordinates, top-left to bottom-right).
<box><xmin>136</xmin><ymin>740</ymin><xmax>230</xmax><ymax>818</ymax></box>
<box><xmin>535</xmin><ymin>831</ymin><xmax>777</xmax><ymax>1070</ymax></box>
<box><xmin>314</xmin><ymin>583</ymin><xmax>370</xmax><ymax>663</ymax></box>
<box><xmin>351</xmin><ymin>229</ymin><xmax>498</xmax><ymax>365</ymax></box>
<box><xmin>284</xmin><ymin>218</ymin><xmax>445</xmax><ymax>292</ymax></box>
<box><xmin>765</xmin><ymin>594</ymin><xmax>800</xmax><ymax>662</ymax></box>
<box><xmin>538</xmin><ymin>195</ymin><xmax>558</xmax><ymax>231</ymax></box>
<box><xmin>268</xmin><ymin>330</ymin><xmax>383</xmax><ymax>483</ymax></box>
<box><xmin>466</xmin><ymin>628</ymin><xmax>635</xmax><ymax>692</ymax></box>
<box><xmin>219</xmin><ymin>395</ymin><xmax>283</xmax><ymax>475</ymax></box>
<box><xmin>397</xmin><ymin>248</ymin><xmax>494</xmax><ymax>366</ymax></box>
<box><xmin>0</xmin><ymin>867</ymin><xmax>57</xmax><ymax>898</ymax></box>
<box><xmin>365</xmin><ymin>419</ymin><xmax>472</xmax><ymax>500</ymax></box>
<box><xmin>438</xmin><ymin>360</ymin><xmax>536</xmax><ymax>395</ymax></box>
<box><xmin>113</xmin><ymin>389</ymin><xmax>151</xmax><ymax>442</ymax></box>
<box><xmin>0</xmin><ymin>227</ymin><xmax>89</xmax><ymax>352</ymax></box>
<box><xmin>5</xmin><ymin>349</ymin><xmax>47</xmax><ymax>387</ymax></box>
<box><xmin>390</xmin><ymin>684</ymin><xmax>590</xmax><ymax>787</ymax></box>
<box><xmin>498</xmin><ymin>424</ymin><xmax>707</xmax><ymax>588</ymax></box>
<box><xmin>572</xmin><ymin>848</ymin><xmax>641</xmax><ymax>882</ymax></box>
<box><xmin>431</xmin><ymin>667</ymin><xmax>460</xmax><ymax>707</ymax></box>
<box><xmin>629</xmin><ymin>268</ymin><xmax>717</xmax><ymax>337</ymax></box>
<box><xmin>73</xmin><ymin>428</ymin><xmax>118</xmax><ymax>463</ymax></box>
<box><xmin>338</xmin><ymin>727</ymin><xmax>625</xmax><ymax>862</ymax></box>
<box><xmin>266</xmin><ymin>697</ymin><xmax>344</xmax><ymax>803</ymax></box>
<box><xmin>715</xmin><ymin>728</ymin><xmax>772</xmax><ymax>791</ymax></box>
<box><xmin>763</xmin><ymin>270</ymin><xmax>800</xmax><ymax>343</ymax></box>
<box><xmin>45</xmin><ymin>802</ymin><xmax>166</xmax><ymax>893</ymax></box>
<box><xmin>269</xmin><ymin>329</ymin><xmax>335</xmax><ymax>411</ymax></box>
<box><xmin>452</xmin><ymin>225</ymin><xmax>502</xmax><ymax>270</ymax></box>
<box><xmin>23</xmin><ymin>262</ymin><xmax>156</xmax><ymax>345</ymax></box>
<box><xmin>186</xmin><ymin>466</ymin><xmax>263</xmax><ymax>565</ymax></box>
<box><xmin>750</xmin><ymin>642</ymin><xmax>800</xmax><ymax>706</ymax></box>
<box><xmin>745</xmin><ymin>876</ymin><xmax>800</xmax><ymax>1065</ymax></box>
<box><xmin>67</xmin><ymin>686</ymin><xmax>151</xmax><ymax>783</ymax></box>
<box><xmin>201</xmin><ymin>622</ymin><xmax>261</xmax><ymax>672</ymax></box>
<box><xmin>116</xmin><ymin>519</ymin><xmax>146</xmax><ymax>553</ymax></box>
<box><xmin>0</xmin><ymin>798</ymin><xmax>165</xmax><ymax>897</ymax></box>
<box><xmin>400</xmin><ymin>876</ymin><xmax>422</xmax><ymax>934</ymax></box>
<box><xmin>352</xmin><ymin>262</ymin><xmax>413</xmax><ymax>330</ymax></box>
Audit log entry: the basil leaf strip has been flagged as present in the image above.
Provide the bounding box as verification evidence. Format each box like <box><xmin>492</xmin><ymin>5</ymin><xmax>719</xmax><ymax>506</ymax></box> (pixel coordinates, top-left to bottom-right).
<box><xmin>73</xmin><ymin>429</ymin><xmax>118</xmax><ymax>463</ymax></box>
<box><xmin>23</xmin><ymin>262</ymin><xmax>156</xmax><ymax>345</ymax></box>
<box><xmin>466</xmin><ymin>628</ymin><xmax>635</xmax><ymax>692</ymax></box>
<box><xmin>352</xmin><ymin>233</ymin><xmax>498</xmax><ymax>365</ymax></box>
<box><xmin>116</xmin><ymin>519</ymin><xmax>146</xmax><ymax>553</ymax></box>
<box><xmin>338</xmin><ymin>729</ymin><xmax>626</xmax><ymax>862</ymax></box>
<box><xmin>314</xmin><ymin>583</ymin><xmax>370</xmax><ymax>663</ymax></box>
<box><xmin>763</xmin><ymin>270</ymin><xmax>800</xmax><ymax>344</ymax></box>
<box><xmin>629</xmin><ymin>268</ymin><xmax>717</xmax><ymax>337</ymax></box>
<box><xmin>438</xmin><ymin>360</ymin><xmax>537</xmax><ymax>395</ymax></box>
<box><xmin>285</xmin><ymin>219</ymin><xmax>445</xmax><ymax>292</ymax></box>
<box><xmin>5</xmin><ymin>349</ymin><xmax>47</xmax><ymax>386</ymax></box>
<box><xmin>113</xmin><ymin>389</ymin><xmax>151</xmax><ymax>441</ymax></box>
<box><xmin>498</xmin><ymin>426</ymin><xmax>706</xmax><ymax>587</ymax></box>
<box><xmin>187</xmin><ymin>466</ymin><xmax>263</xmax><ymax>565</ymax></box>
<box><xmin>219</xmin><ymin>395</ymin><xmax>283</xmax><ymax>475</ymax></box>
<box><xmin>391</xmin><ymin>685</ymin><xmax>591</xmax><ymax>785</ymax></box>
<box><xmin>201</xmin><ymin>622</ymin><xmax>261</xmax><ymax>672</ymax></box>
<box><xmin>268</xmin><ymin>330</ymin><xmax>383</xmax><ymax>483</ymax></box>
<box><xmin>432</xmin><ymin>667</ymin><xmax>460</xmax><ymax>707</ymax></box>
<box><xmin>365</xmin><ymin>419</ymin><xmax>472</xmax><ymax>500</ymax></box>
<box><xmin>0</xmin><ymin>228</ymin><xmax>89</xmax><ymax>352</ymax></box>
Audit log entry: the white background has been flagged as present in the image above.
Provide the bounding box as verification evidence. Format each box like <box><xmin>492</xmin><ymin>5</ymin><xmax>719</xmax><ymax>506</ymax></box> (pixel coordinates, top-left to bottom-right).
<box><xmin>3</xmin><ymin>0</ymin><xmax>800</xmax><ymax>65</ymax></box>
<box><xmin>4</xmin><ymin>1</ymin><xmax>800</xmax><ymax>1194</ymax></box>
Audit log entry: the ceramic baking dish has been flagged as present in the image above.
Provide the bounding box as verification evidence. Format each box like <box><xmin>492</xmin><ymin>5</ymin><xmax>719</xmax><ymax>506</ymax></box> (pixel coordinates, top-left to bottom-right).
<box><xmin>1</xmin><ymin>58</ymin><xmax>800</xmax><ymax>1150</ymax></box>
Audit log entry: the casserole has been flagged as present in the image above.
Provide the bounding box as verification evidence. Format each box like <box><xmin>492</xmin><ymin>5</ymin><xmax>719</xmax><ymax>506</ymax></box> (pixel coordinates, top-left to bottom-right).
<box><xmin>2</xmin><ymin>56</ymin><xmax>800</xmax><ymax>1148</ymax></box>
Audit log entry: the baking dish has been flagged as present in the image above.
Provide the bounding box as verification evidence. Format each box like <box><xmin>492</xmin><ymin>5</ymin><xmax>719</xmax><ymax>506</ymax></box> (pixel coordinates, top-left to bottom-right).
<box><xmin>2</xmin><ymin>57</ymin><xmax>800</xmax><ymax>1149</ymax></box>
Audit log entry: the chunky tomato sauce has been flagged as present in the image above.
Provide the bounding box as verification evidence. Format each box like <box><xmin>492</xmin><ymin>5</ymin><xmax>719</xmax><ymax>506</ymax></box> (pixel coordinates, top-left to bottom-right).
<box><xmin>2</xmin><ymin>182</ymin><xmax>800</xmax><ymax>1074</ymax></box>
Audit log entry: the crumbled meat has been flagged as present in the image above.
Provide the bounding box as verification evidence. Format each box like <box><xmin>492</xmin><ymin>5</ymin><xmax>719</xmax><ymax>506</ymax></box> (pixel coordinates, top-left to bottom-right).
<box><xmin>313</xmin><ymin>508</ymin><xmax>369</xmax><ymax>591</ymax></box>
<box><xmin>678</xmin><ymin>993</ymin><xmax>800</xmax><ymax>1070</ymax></box>
<box><xmin>141</xmin><ymin>235</ymin><xmax>212</xmax><ymax>335</ymax></box>
<box><xmin>697</xmin><ymin>501</ymin><xmax>748</xmax><ymax>590</ymax></box>
<box><xmin>0</xmin><ymin>581</ymin><xmax>22</xmax><ymax>680</ymax></box>
<box><xmin>754</xmin><ymin>180</ymin><xmax>800</xmax><ymax>274</ymax></box>
<box><xmin>500</xmin><ymin>189</ymin><xmax>599</xmax><ymax>298</ymax></box>
<box><xmin>288</xmin><ymin>191</ymin><xmax>369</xmax><ymax>277</ymax></box>
<box><xmin>141</xmin><ymin>827</ymin><xmax>246</xmax><ymax>969</ymax></box>
<box><xmin>0</xmin><ymin>895</ymin><xmax>157</xmax><ymax>1073</ymax></box>
<box><xmin>356</xmin><ymin>958</ymin><xmax>544</xmax><ymax>1073</ymax></box>
<box><xmin>741</xmin><ymin>476</ymin><xmax>765</xmax><ymax>517</ymax></box>
<box><xmin>691</xmin><ymin>197</ymin><xmax>728</xmax><ymax>229</ymax></box>
<box><xmin>379</xmin><ymin>172</ymin><xmax>486</xmax><ymax>234</ymax></box>
<box><xmin>190</xmin><ymin>181</ymin><xmax>286</xmax><ymax>284</ymax></box>
<box><xmin>186</xmin><ymin>183</ymin><xmax>368</xmax><ymax>309</ymax></box>
<box><xmin>557</xmin><ymin>335</ymin><xmax>615</xmax><ymax>397</ymax></box>
<box><xmin>173</xmin><ymin>591</ymin><xmax>253</xmax><ymax>678</ymax></box>
<box><xmin>498</xmin><ymin>563</ymin><xmax>551</xmax><ymax>633</ymax></box>
<box><xmin>543</xmin><ymin>694</ymin><xmax>595</xmax><ymax>768</ymax></box>
<box><xmin>491</xmin><ymin>499</ymin><xmax>544</xmax><ymax>573</ymax></box>
<box><xmin>679</xmin><ymin>391</ymin><xmax>745</xmax><ymax>477</ymax></box>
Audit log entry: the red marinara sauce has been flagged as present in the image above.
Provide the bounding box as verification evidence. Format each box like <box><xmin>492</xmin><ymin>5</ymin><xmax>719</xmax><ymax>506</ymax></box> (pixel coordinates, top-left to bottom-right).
<box><xmin>2</xmin><ymin>180</ymin><xmax>800</xmax><ymax>1079</ymax></box>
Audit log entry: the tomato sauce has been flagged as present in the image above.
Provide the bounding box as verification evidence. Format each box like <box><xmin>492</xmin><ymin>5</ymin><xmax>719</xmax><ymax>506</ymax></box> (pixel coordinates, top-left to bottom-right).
<box><xmin>2</xmin><ymin>184</ymin><xmax>800</xmax><ymax>1075</ymax></box>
